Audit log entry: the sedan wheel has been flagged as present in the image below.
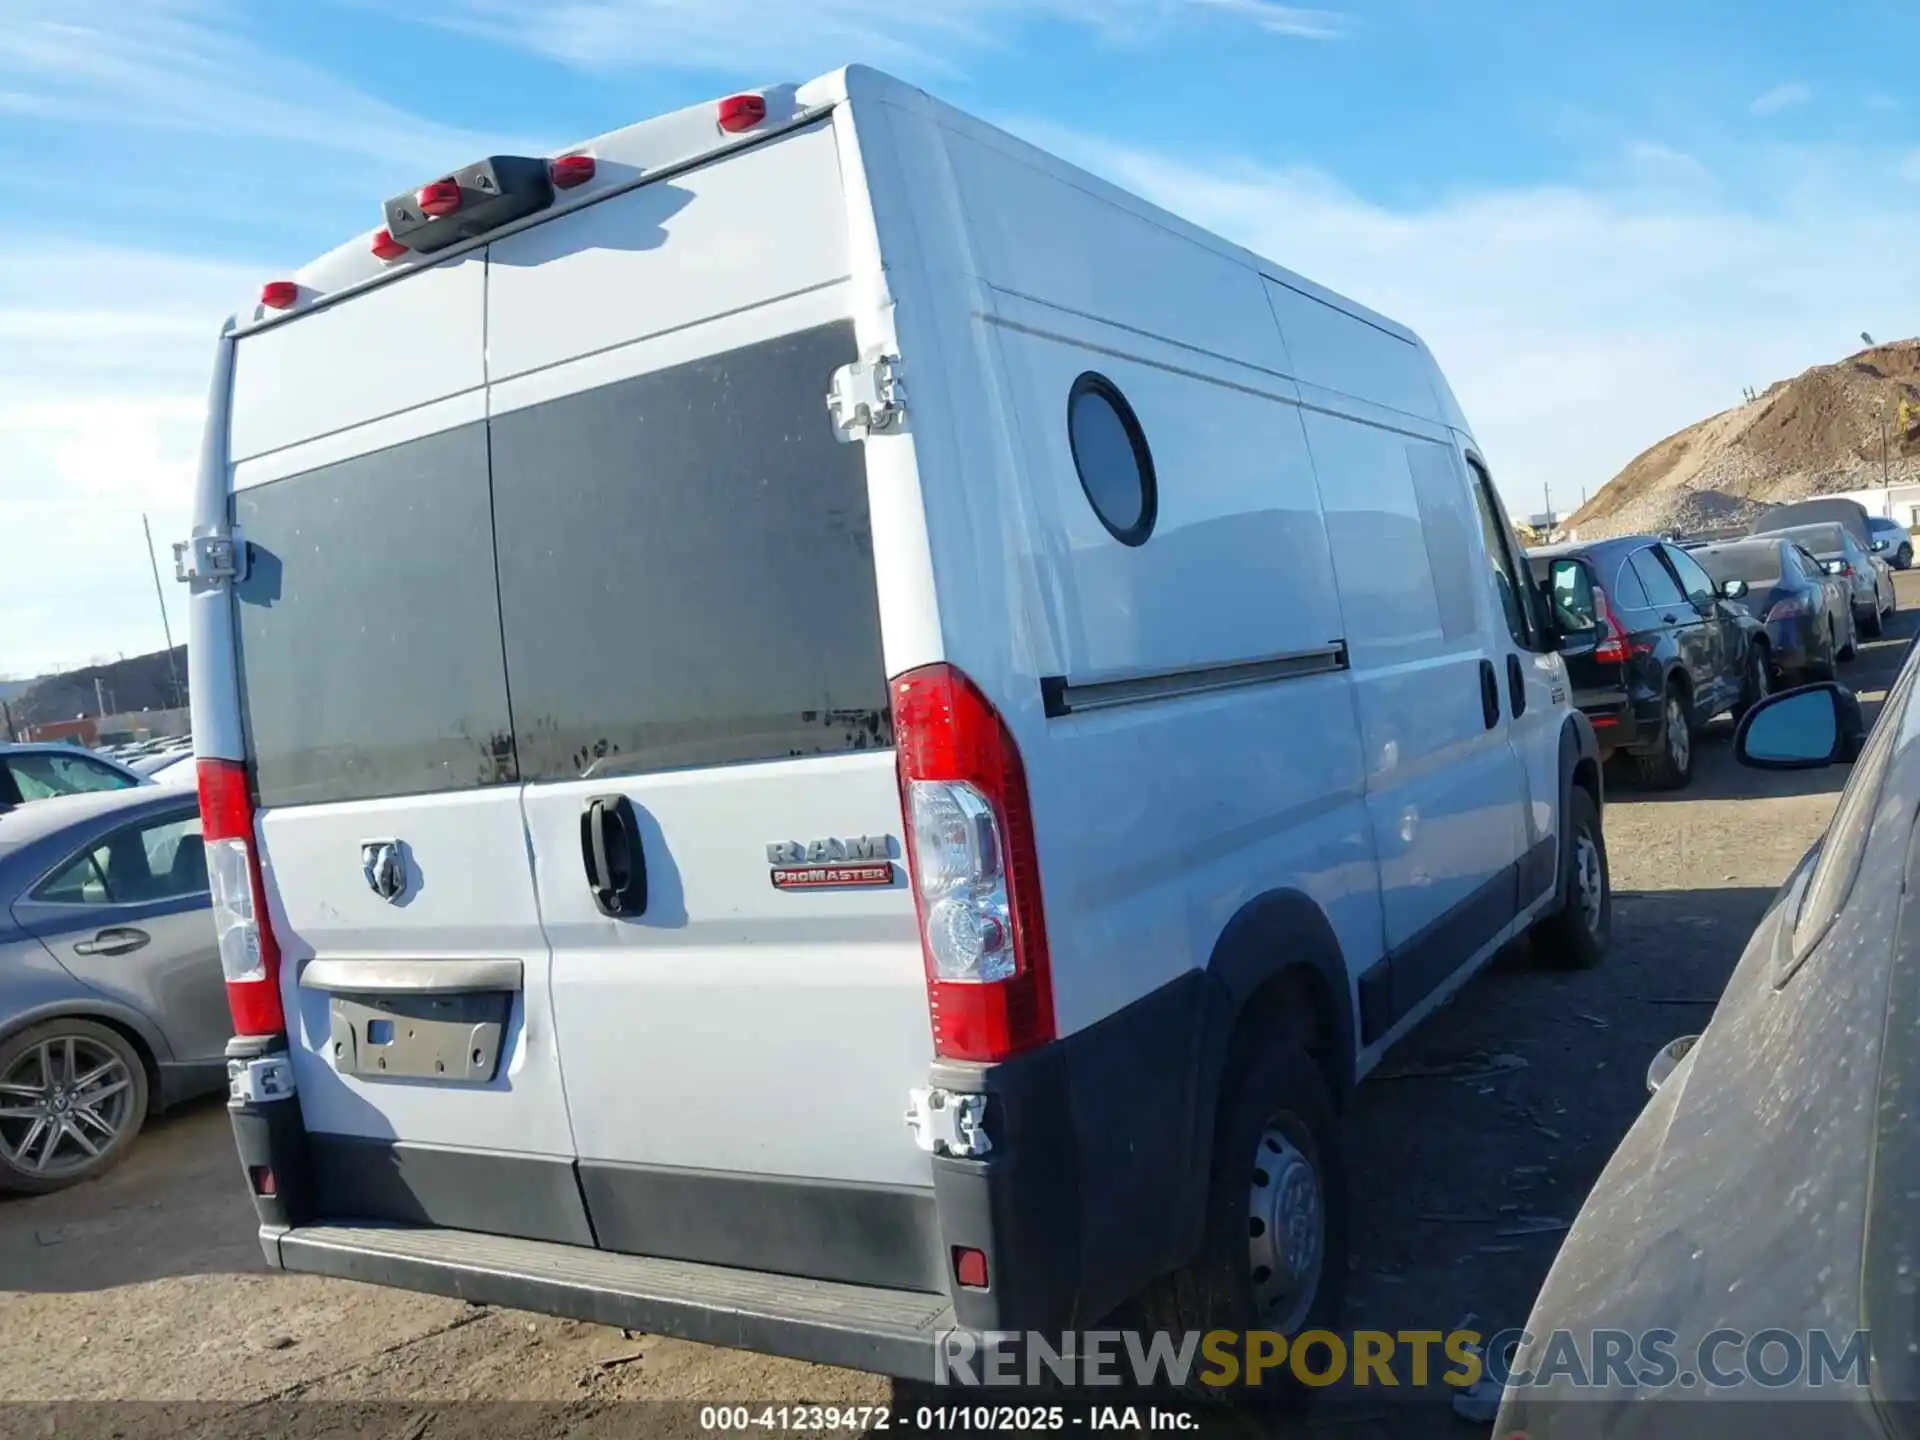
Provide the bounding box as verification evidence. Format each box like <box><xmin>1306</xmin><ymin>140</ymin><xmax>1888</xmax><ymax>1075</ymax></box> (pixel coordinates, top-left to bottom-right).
<box><xmin>0</xmin><ymin>1021</ymin><xmax>147</xmax><ymax>1193</ymax></box>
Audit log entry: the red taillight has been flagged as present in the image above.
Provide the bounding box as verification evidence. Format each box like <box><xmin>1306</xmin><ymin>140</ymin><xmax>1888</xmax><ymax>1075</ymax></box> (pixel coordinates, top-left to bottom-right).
<box><xmin>1591</xmin><ymin>585</ymin><xmax>1630</xmax><ymax>664</ymax></box>
<box><xmin>259</xmin><ymin>281</ymin><xmax>297</xmax><ymax>310</ymax></box>
<box><xmin>417</xmin><ymin>179</ymin><xmax>462</xmax><ymax>217</ymax></box>
<box><xmin>549</xmin><ymin>153</ymin><xmax>595</xmax><ymax>189</ymax></box>
<box><xmin>197</xmin><ymin>759</ymin><xmax>285</xmax><ymax>1039</ymax></box>
<box><xmin>1839</xmin><ymin>563</ymin><xmax>1854</xmax><ymax>577</ymax></box>
<box><xmin>1590</xmin><ymin>715</ymin><xmax>1620</xmax><ymax>729</ymax></box>
<box><xmin>893</xmin><ymin>664</ymin><xmax>1055</xmax><ymax>1063</ymax></box>
<box><xmin>953</xmin><ymin>1247</ymin><xmax>989</xmax><ymax>1290</ymax></box>
<box><xmin>370</xmin><ymin>228</ymin><xmax>407</xmax><ymax>262</ymax></box>
<box><xmin>249</xmin><ymin>1165</ymin><xmax>278</xmax><ymax>1197</ymax></box>
<box><xmin>717</xmin><ymin>94</ymin><xmax>767</xmax><ymax>133</ymax></box>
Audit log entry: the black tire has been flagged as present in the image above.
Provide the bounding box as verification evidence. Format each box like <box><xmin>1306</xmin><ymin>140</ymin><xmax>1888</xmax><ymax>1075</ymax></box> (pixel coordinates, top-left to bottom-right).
<box><xmin>1532</xmin><ymin>787</ymin><xmax>1610</xmax><ymax>968</ymax></box>
<box><xmin>1730</xmin><ymin>643</ymin><xmax>1770</xmax><ymax>723</ymax></box>
<box><xmin>1899</xmin><ymin>544</ymin><xmax>1912</xmax><ymax>571</ymax></box>
<box><xmin>1131</xmin><ymin>1043</ymin><xmax>1347</xmax><ymax>1406</ymax></box>
<box><xmin>1634</xmin><ymin>686</ymin><xmax>1693</xmax><ymax>790</ymax></box>
<box><xmin>0</xmin><ymin>1019</ymin><xmax>148</xmax><ymax>1195</ymax></box>
<box><xmin>1840</xmin><ymin>612</ymin><xmax>1859</xmax><ymax>661</ymax></box>
<box><xmin>1863</xmin><ymin>605</ymin><xmax>1884</xmax><ymax>639</ymax></box>
<box><xmin>1808</xmin><ymin>620</ymin><xmax>1838</xmax><ymax>681</ymax></box>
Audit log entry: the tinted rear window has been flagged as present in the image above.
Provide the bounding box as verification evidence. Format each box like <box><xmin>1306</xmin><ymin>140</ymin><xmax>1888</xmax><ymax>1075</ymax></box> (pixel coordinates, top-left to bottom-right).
<box><xmin>1695</xmin><ymin>545</ymin><xmax>1782</xmax><ymax>587</ymax></box>
<box><xmin>490</xmin><ymin>322</ymin><xmax>891</xmax><ymax>781</ymax></box>
<box><xmin>234</xmin><ymin>423</ymin><xmax>518</xmax><ymax>807</ymax></box>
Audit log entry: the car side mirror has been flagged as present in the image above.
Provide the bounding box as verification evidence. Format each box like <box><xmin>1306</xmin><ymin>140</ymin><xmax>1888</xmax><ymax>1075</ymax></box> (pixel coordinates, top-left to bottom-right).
<box><xmin>1825</xmin><ymin>560</ymin><xmax>1847</xmax><ymax>576</ymax></box>
<box><xmin>1719</xmin><ymin>579</ymin><xmax>1748</xmax><ymax>599</ymax></box>
<box><xmin>1734</xmin><ymin>683</ymin><xmax>1867</xmax><ymax>770</ymax></box>
<box><xmin>1646</xmin><ymin>1035</ymin><xmax>1698</xmax><ymax>1096</ymax></box>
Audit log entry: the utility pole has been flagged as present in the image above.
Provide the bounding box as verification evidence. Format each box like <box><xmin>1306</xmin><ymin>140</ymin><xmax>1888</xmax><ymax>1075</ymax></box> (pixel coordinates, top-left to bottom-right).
<box><xmin>94</xmin><ymin>677</ymin><xmax>107</xmax><ymax>719</ymax></box>
<box><xmin>1883</xmin><ymin>411</ymin><xmax>1892</xmax><ymax>490</ymax></box>
<box><xmin>1544</xmin><ymin>482</ymin><xmax>1554</xmax><ymax>524</ymax></box>
<box><xmin>143</xmin><ymin>514</ymin><xmax>184</xmax><ymax>710</ymax></box>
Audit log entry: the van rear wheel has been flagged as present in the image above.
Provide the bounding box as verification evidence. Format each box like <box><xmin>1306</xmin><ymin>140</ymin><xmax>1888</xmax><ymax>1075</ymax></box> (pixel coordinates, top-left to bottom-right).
<box><xmin>1130</xmin><ymin>1043</ymin><xmax>1346</xmax><ymax>1405</ymax></box>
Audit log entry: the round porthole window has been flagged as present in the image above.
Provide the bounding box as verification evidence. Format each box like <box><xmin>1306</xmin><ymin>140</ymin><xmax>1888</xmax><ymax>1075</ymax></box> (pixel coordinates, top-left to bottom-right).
<box><xmin>1067</xmin><ymin>373</ymin><xmax>1157</xmax><ymax>546</ymax></box>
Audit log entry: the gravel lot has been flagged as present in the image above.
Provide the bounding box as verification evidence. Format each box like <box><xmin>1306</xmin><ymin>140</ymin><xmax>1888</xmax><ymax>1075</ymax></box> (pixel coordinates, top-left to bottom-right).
<box><xmin>4</xmin><ymin>575</ymin><xmax>1912</xmax><ymax>1435</ymax></box>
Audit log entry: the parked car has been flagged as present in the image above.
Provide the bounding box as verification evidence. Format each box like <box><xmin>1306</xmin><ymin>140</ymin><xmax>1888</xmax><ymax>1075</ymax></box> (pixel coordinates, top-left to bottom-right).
<box><xmin>1754</xmin><ymin>521</ymin><xmax>1897</xmax><ymax>638</ymax></box>
<box><xmin>1494</xmin><ymin>657</ymin><xmax>1920</xmax><ymax>1431</ymax></box>
<box><xmin>0</xmin><ymin>744</ymin><xmax>146</xmax><ymax>812</ymax></box>
<box><xmin>1869</xmin><ymin>514</ymin><xmax>1913</xmax><ymax>570</ymax></box>
<box><xmin>141</xmin><ymin>752</ymin><xmax>197</xmax><ymax>787</ymax></box>
<box><xmin>1529</xmin><ymin>536</ymin><xmax>1767</xmax><ymax>789</ymax></box>
<box><xmin>0</xmin><ymin>787</ymin><xmax>227</xmax><ymax>1192</ymax></box>
<box><xmin>1688</xmin><ymin>537</ymin><xmax>1850</xmax><ymax>685</ymax></box>
<box><xmin>130</xmin><ymin>746</ymin><xmax>193</xmax><ymax>778</ymax></box>
<box><xmin>1747</xmin><ymin>494</ymin><xmax>1876</xmax><ymax>551</ymax></box>
<box><xmin>185</xmin><ymin>65</ymin><xmax>1611</xmax><ymax>1397</ymax></box>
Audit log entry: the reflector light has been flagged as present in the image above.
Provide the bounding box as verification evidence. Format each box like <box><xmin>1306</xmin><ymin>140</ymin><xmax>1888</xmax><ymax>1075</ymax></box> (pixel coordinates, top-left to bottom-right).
<box><xmin>717</xmin><ymin>94</ymin><xmax>767</xmax><ymax>132</ymax></box>
<box><xmin>953</xmin><ymin>1247</ymin><xmax>989</xmax><ymax>1290</ymax></box>
<box><xmin>259</xmin><ymin>281</ymin><xmax>297</xmax><ymax>310</ymax></box>
<box><xmin>417</xmin><ymin>179</ymin><xmax>462</xmax><ymax>217</ymax></box>
<box><xmin>549</xmin><ymin>153</ymin><xmax>596</xmax><ymax>189</ymax></box>
<box><xmin>370</xmin><ymin>228</ymin><xmax>407</xmax><ymax>262</ymax></box>
<box><xmin>249</xmin><ymin>1165</ymin><xmax>278</xmax><ymax>1197</ymax></box>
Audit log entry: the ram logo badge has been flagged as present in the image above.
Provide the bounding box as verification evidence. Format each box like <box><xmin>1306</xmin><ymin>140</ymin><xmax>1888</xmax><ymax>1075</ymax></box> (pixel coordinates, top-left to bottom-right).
<box><xmin>767</xmin><ymin>835</ymin><xmax>896</xmax><ymax>891</ymax></box>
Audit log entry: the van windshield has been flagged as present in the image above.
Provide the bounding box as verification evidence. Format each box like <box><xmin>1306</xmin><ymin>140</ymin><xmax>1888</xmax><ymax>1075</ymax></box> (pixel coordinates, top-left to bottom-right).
<box><xmin>232</xmin><ymin>321</ymin><xmax>892</xmax><ymax>807</ymax></box>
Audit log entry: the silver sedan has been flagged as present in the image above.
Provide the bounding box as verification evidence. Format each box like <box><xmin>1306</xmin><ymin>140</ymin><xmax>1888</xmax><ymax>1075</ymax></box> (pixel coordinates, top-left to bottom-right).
<box><xmin>0</xmin><ymin>786</ymin><xmax>228</xmax><ymax>1192</ymax></box>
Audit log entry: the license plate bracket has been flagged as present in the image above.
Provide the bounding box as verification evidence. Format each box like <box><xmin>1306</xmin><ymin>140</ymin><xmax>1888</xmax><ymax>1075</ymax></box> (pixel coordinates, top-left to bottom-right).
<box><xmin>328</xmin><ymin>991</ymin><xmax>508</xmax><ymax>1083</ymax></box>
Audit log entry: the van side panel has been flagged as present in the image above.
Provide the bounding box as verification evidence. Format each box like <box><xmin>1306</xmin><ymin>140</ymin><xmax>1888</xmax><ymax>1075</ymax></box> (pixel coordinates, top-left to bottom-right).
<box><xmin>872</xmin><ymin>110</ymin><xmax>1385</xmax><ymax>1041</ymax></box>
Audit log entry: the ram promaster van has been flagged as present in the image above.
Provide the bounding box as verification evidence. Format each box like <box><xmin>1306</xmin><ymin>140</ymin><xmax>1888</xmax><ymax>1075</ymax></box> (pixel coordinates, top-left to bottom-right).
<box><xmin>180</xmin><ymin>66</ymin><xmax>1607</xmax><ymax>1392</ymax></box>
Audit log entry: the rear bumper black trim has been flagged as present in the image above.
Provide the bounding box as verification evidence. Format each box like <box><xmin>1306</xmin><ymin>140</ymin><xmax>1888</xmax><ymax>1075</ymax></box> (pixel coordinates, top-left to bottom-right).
<box><xmin>1041</xmin><ymin>643</ymin><xmax>1348</xmax><ymax>718</ymax></box>
<box><xmin>273</xmin><ymin>1222</ymin><xmax>953</xmax><ymax>1381</ymax></box>
<box><xmin>308</xmin><ymin>1133</ymin><xmax>595</xmax><ymax>1248</ymax></box>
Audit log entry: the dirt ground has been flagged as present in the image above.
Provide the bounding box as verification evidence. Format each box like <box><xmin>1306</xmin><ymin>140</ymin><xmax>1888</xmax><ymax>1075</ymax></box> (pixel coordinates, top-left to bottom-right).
<box><xmin>3</xmin><ymin>577</ymin><xmax>1913</xmax><ymax>1438</ymax></box>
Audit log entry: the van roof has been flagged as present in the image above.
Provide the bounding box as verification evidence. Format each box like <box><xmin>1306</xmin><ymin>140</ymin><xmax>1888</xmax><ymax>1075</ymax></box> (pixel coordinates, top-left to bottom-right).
<box><xmin>231</xmin><ymin>67</ymin><xmax>1429</xmax><ymax>380</ymax></box>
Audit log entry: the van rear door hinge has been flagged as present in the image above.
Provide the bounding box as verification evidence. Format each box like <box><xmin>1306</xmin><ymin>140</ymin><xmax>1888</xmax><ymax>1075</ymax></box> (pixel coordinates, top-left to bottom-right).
<box><xmin>173</xmin><ymin>528</ymin><xmax>249</xmax><ymax>586</ymax></box>
<box><xmin>827</xmin><ymin>352</ymin><xmax>905</xmax><ymax>442</ymax></box>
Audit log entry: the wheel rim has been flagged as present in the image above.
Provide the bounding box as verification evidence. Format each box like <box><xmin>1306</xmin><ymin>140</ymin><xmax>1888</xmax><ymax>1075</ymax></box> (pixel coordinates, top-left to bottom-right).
<box><xmin>1667</xmin><ymin>698</ymin><xmax>1689</xmax><ymax>770</ymax></box>
<box><xmin>0</xmin><ymin>1034</ymin><xmax>134</xmax><ymax>1179</ymax></box>
<box><xmin>1247</xmin><ymin>1121</ymin><xmax>1324</xmax><ymax>1332</ymax></box>
<box><xmin>1575</xmin><ymin>828</ymin><xmax>1605</xmax><ymax>936</ymax></box>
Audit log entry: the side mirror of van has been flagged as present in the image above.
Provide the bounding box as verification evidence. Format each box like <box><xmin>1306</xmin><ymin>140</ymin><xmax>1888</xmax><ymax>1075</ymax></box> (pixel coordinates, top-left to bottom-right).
<box><xmin>1719</xmin><ymin>579</ymin><xmax>1749</xmax><ymax>599</ymax></box>
<box><xmin>1554</xmin><ymin>624</ymin><xmax>1599</xmax><ymax>659</ymax></box>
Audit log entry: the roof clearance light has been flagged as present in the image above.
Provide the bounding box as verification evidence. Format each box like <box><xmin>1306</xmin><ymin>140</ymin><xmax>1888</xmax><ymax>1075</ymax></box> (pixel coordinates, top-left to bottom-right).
<box><xmin>417</xmin><ymin>179</ymin><xmax>462</xmax><ymax>217</ymax></box>
<box><xmin>717</xmin><ymin>94</ymin><xmax>767</xmax><ymax>133</ymax></box>
<box><xmin>370</xmin><ymin>229</ymin><xmax>407</xmax><ymax>262</ymax></box>
<box><xmin>259</xmin><ymin>281</ymin><xmax>298</xmax><ymax>310</ymax></box>
<box><xmin>549</xmin><ymin>153</ymin><xmax>595</xmax><ymax>189</ymax></box>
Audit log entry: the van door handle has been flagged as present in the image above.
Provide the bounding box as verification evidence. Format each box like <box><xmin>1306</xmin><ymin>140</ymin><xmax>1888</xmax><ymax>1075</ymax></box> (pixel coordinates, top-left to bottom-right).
<box><xmin>1479</xmin><ymin>659</ymin><xmax>1500</xmax><ymax>730</ymax></box>
<box><xmin>581</xmin><ymin>794</ymin><xmax>647</xmax><ymax>918</ymax></box>
<box><xmin>1662</xmin><ymin>613</ymin><xmax>1680</xmax><ymax>624</ymax></box>
<box><xmin>73</xmin><ymin>927</ymin><xmax>148</xmax><ymax>957</ymax></box>
<box><xmin>1506</xmin><ymin>654</ymin><xmax>1526</xmax><ymax>718</ymax></box>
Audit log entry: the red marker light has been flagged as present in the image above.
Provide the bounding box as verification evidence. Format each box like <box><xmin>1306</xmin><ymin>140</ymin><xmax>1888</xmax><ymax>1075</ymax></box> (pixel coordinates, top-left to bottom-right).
<box><xmin>370</xmin><ymin>229</ymin><xmax>407</xmax><ymax>262</ymax></box>
<box><xmin>417</xmin><ymin>179</ymin><xmax>462</xmax><ymax>217</ymax></box>
<box><xmin>549</xmin><ymin>153</ymin><xmax>595</xmax><ymax>189</ymax></box>
<box><xmin>953</xmin><ymin>1247</ymin><xmax>989</xmax><ymax>1289</ymax></box>
<box><xmin>717</xmin><ymin>94</ymin><xmax>767</xmax><ymax>133</ymax></box>
<box><xmin>259</xmin><ymin>281</ymin><xmax>297</xmax><ymax>310</ymax></box>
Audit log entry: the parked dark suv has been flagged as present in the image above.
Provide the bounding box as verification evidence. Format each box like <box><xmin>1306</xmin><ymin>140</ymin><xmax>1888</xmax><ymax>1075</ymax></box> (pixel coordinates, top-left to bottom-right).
<box><xmin>1529</xmin><ymin>536</ymin><xmax>1767</xmax><ymax>789</ymax></box>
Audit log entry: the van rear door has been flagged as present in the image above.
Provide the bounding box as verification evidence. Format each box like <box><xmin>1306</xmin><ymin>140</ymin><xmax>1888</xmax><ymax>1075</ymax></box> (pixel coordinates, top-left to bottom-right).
<box><xmin>486</xmin><ymin>122</ymin><xmax>940</xmax><ymax>1289</ymax></box>
<box><xmin>228</xmin><ymin>257</ymin><xmax>591</xmax><ymax>1244</ymax></box>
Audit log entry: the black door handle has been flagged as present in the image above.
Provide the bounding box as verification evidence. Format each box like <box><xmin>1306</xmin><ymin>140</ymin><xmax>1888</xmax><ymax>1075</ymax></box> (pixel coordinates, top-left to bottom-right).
<box><xmin>1479</xmin><ymin>659</ymin><xmax>1500</xmax><ymax>730</ymax></box>
<box><xmin>1506</xmin><ymin>654</ymin><xmax>1526</xmax><ymax>718</ymax></box>
<box><xmin>580</xmin><ymin>794</ymin><xmax>647</xmax><ymax>918</ymax></box>
<box><xmin>73</xmin><ymin>927</ymin><xmax>148</xmax><ymax>957</ymax></box>
<box><xmin>1663</xmin><ymin>613</ymin><xmax>1679</xmax><ymax>624</ymax></box>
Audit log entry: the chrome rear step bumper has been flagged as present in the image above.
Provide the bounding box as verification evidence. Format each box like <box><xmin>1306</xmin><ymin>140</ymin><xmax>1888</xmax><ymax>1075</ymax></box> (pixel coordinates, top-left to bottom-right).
<box><xmin>270</xmin><ymin>1222</ymin><xmax>955</xmax><ymax>1380</ymax></box>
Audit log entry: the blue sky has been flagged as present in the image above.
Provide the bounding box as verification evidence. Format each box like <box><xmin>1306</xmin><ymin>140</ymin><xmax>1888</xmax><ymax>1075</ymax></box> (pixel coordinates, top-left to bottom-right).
<box><xmin>2</xmin><ymin>0</ymin><xmax>1917</xmax><ymax>676</ymax></box>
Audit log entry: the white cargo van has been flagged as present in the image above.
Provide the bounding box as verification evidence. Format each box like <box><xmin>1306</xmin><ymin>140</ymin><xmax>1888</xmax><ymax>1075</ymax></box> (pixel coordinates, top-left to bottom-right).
<box><xmin>181</xmin><ymin>66</ymin><xmax>1607</xmax><ymax>1388</ymax></box>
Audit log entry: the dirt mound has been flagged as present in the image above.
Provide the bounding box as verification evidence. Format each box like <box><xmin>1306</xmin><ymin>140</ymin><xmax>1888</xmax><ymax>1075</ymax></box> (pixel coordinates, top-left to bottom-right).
<box><xmin>1570</xmin><ymin>339</ymin><xmax>1920</xmax><ymax>537</ymax></box>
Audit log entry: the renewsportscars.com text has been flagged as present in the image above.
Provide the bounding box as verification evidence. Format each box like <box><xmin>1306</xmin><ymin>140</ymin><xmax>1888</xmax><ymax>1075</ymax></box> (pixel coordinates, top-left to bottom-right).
<box><xmin>934</xmin><ymin>1328</ymin><xmax>1870</xmax><ymax>1392</ymax></box>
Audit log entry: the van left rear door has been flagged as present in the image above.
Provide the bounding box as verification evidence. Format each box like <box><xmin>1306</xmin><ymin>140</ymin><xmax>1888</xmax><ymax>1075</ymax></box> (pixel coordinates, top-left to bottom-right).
<box><xmin>227</xmin><ymin>257</ymin><xmax>587</xmax><ymax>1245</ymax></box>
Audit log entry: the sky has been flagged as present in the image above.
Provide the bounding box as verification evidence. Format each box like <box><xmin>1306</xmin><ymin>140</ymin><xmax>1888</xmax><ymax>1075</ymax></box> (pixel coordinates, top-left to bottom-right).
<box><xmin>2</xmin><ymin>0</ymin><xmax>1916</xmax><ymax>678</ymax></box>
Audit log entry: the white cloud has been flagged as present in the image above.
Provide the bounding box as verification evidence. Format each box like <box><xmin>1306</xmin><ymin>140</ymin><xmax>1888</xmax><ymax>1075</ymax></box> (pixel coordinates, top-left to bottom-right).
<box><xmin>395</xmin><ymin>0</ymin><xmax>1347</xmax><ymax>74</ymax></box>
<box><xmin>0</xmin><ymin>0</ymin><xmax>541</xmax><ymax>174</ymax></box>
<box><xmin>0</xmin><ymin>244</ymin><xmax>250</xmax><ymax>677</ymax></box>
<box><xmin>1020</xmin><ymin>125</ymin><xmax>1920</xmax><ymax>519</ymax></box>
<box><xmin>1751</xmin><ymin>81</ymin><xmax>1813</xmax><ymax>116</ymax></box>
